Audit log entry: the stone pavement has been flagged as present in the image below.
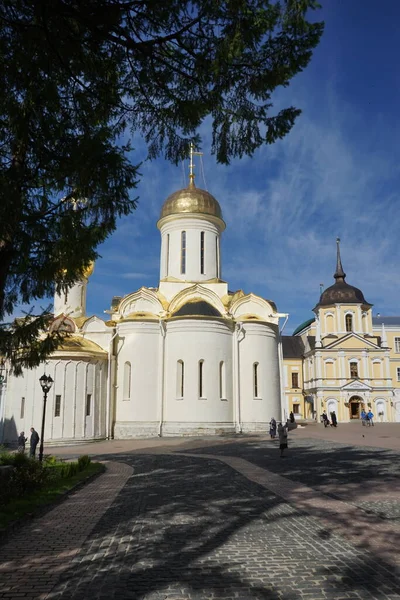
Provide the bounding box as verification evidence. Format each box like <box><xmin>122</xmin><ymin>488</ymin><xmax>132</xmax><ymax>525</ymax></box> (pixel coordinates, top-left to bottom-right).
<box><xmin>0</xmin><ymin>427</ymin><xmax>399</xmax><ymax>600</ymax></box>
<box><xmin>0</xmin><ymin>461</ymin><xmax>133</xmax><ymax>600</ymax></box>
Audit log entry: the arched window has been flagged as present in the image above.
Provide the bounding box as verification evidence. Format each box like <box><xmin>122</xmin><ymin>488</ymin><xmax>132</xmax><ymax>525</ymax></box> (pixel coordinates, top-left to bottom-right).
<box><xmin>350</xmin><ymin>361</ymin><xmax>358</xmax><ymax>379</ymax></box>
<box><xmin>219</xmin><ymin>361</ymin><xmax>226</xmax><ymax>399</ymax></box>
<box><xmin>345</xmin><ymin>314</ymin><xmax>353</xmax><ymax>332</ymax></box>
<box><xmin>176</xmin><ymin>360</ymin><xmax>184</xmax><ymax>398</ymax></box>
<box><xmin>181</xmin><ymin>231</ymin><xmax>186</xmax><ymax>274</ymax></box>
<box><xmin>200</xmin><ymin>231</ymin><xmax>205</xmax><ymax>274</ymax></box>
<box><xmin>199</xmin><ymin>360</ymin><xmax>204</xmax><ymax>397</ymax></box>
<box><xmin>123</xmin><ymin>361</ymin><xmax>131</xmax><ymax>399</ymax></box>
<box><xmin>253</xmin><ymin>362</ymin><xmax>259</xmax><ymax>398</ymax></box>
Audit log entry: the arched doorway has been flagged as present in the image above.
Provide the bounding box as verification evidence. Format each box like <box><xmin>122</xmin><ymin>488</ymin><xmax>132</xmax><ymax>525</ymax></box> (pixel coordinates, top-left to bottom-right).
<box><xmin>349</xmin><ymin>395</ymin><xmax>363</xmax><ymax>419</ymax></box>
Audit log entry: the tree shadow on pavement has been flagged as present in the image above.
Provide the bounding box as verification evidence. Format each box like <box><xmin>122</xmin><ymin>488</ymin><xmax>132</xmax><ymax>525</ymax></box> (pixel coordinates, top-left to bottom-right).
<box><xmin>0</xmin><ymin>447</ymin><xmax>399</xmax><ymax>599</ymax></box>
<box><xmin>183</xmin><ymin>437</ymin><xmax>400</xmax><ymax>504</ymax></box>
<box><xmin>41</xmin><ymin>451</ymin><xmax>400</xmax><ymax>600</ymax></box>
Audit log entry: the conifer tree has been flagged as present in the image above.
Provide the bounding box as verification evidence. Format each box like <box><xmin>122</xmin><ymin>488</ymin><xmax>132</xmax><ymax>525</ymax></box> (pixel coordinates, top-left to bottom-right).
<box><xmin>0</xmin><ymin>0</ymin><xmax>323</xmax><ymax>371</ymax></box>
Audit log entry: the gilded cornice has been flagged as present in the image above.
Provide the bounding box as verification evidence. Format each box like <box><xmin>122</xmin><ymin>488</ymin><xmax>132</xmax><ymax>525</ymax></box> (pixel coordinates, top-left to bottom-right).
<box><xmin>119</xmin><ymin>311</ymin><xmax>159</xmax><ymax>322</ymax></box>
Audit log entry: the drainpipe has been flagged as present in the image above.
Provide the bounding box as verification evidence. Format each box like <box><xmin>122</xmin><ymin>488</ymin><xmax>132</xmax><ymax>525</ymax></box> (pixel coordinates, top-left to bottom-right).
<box><xmin>235</xmin><ymin>322</ymin><xmax>245</xmax><ymax>433</ymax></box>
<box><xmin>158</xmin><ymin>319</ymin><xmax>166</xmax><ymax>436</ymax></box>
<box><xmin>106</xmin><ymin>328</ymin><xmax>117</xmax><ymax>440</ymax></box>
<box><xmin>275</xmin><ymin>313</ymin><xmax>289</xmax><ymax>423</ymax></box>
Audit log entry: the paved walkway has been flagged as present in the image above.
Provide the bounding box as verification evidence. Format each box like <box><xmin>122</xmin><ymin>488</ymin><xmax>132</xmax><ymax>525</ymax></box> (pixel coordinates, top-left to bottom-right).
<box><xmin>0</xmin><ymin>461</ymin><xmax>133</xmax><ymax>600</ymax></box>
<box><xmin>0</xmin><ymin>428</ymin><xmax>399</xmax><ymax>599</ymax></box>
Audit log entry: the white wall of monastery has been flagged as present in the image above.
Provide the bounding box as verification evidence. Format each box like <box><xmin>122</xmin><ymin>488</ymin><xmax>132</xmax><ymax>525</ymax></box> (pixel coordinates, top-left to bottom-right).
<box><xmin>162</xmin><ymin>319</ymin><xmax>234</xmax><ymax>434</ymax></box>
<box><xmin>238</xmin><ymin>323</ymin><xmax>281</xmax><ymax>431</ymax></box>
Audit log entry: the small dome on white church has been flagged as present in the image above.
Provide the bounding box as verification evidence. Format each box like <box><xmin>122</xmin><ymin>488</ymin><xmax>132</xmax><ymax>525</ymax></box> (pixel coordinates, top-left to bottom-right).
<box><xmin>173</xmin><ymin>300</ymin><xmax>222</xmax><ymax>318</ymax></box>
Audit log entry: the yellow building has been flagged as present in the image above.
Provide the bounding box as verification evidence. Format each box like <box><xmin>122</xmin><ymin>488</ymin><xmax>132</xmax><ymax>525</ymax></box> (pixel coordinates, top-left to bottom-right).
<box><xmin>282</xmin><ymin>239</ymin><xmax>400</xmax><ymax>423</ymax></box>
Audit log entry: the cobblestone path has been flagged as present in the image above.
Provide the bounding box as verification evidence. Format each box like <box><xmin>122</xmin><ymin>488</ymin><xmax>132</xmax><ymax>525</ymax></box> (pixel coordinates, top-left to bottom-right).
<box><xmin>0</xmin><ymin>438</ymin><xmax>399</xmax><ymax>600</ymax></box>
<box><xmin>0</xmin><ymin>461</ymin><xmax>132</xmax><ymax>600</ymax></box>
<box><xmin>46</xmin><ymin>452</ymin><xmax>399</xmax><ymax>600</ymax></box>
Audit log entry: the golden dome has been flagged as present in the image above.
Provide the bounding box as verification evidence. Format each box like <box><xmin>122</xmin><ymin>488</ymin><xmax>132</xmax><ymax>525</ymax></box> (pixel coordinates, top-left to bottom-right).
<box><xmin>159</xmin><ymin>183</ymin><xmax>223</xmax><ymax>220</ymax></box>
<box><xmin>82</xmin><ymin>261</ymin><xmax>95</xmax><ymax>278</ymax></box>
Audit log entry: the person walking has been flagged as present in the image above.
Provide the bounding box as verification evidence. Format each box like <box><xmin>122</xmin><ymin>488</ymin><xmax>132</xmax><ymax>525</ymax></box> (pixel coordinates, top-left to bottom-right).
<box><xmin>29</xmin><ymin>427</ymin><xmax>39</xmax><ymax>458</ymax></box>
<box><xmin>360</xmin><ymin>409</ymin><xmax>367</xmax><ymax>426</ymax></box>
<box><xmin>289</xmin><ymin>411</ymin><xmax>295</xmax><ymax>424</ymax></box>
<box><xmin>17</xmin><ymin>431</ymin><xmax>27</xmax><ymax>453</ymax></box>
<box><xmin>278</xmin><ymin>422</ymin><xmax>288</xmax><ymax>458</ymax></box>
<box><xmin>331</xmin><ymin>411</ymin><xmax>337</xmax><ymax>427</ymax></box>
<box><xmin>269</xmin><ymin>417</ymin><xmax>277</xmax><ymax>439</ymax></box>
<box><xmin>322</xmin><ymin>411</ymin><xmax>329</xmax><ymax>428</ymax></box>
<box><xmin>367</xmin><ymin>409</ymin><xmax>374</xmax><ymax>426</ymax></box>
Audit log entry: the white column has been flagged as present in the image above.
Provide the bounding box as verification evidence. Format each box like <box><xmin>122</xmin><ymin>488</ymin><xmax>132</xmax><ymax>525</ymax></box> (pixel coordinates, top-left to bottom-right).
<box><xmin>362</xmin><ymin>350</ymin><xmax>368</xmax><ymax>380</ymax></box>
<box><xmin>315</xmin><ymin>314</ymin><xmax>322</xmax><ymax>348</ymax></box>
<box><xmin>381</xmin><ymin>323</ymin><xmax>389</xmax><ymax>348</ymax></box>
<box><xmin>336</xmin><ymin>306</ymin><xmax>341</xmax><ymax>333</ymax></box>
<box><xmin>339</xmin><ymin>351</ymin><xmax>346</xmax><ymax>384</ymax></box>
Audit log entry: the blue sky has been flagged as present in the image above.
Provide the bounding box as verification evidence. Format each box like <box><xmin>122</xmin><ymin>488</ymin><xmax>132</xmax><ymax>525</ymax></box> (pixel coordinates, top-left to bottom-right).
<box><xmin>86</xmin><ymin>0</ymin><xmax>400</xmax><ymax>333</ymax></box>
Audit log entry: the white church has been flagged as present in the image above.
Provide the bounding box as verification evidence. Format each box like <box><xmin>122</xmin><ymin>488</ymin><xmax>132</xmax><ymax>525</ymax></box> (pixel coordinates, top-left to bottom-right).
<box><xmin>1</xmin><ymin>157</ymin><xmax>284</xmax><ymax>444</ymax></box>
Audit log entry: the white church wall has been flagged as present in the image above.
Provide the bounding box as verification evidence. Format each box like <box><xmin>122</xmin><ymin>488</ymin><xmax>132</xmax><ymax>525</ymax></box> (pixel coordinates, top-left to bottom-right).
<box><xmin>159</xmin><ymin>216</ymin><xmax>222</xmax><ymax>282</ymax></box>
<box><xmin>82</xmin><ymin>318</ymin><xmax>112</xmax><ymax>351</ymax></box>
<box><xmin>114</xmin><ymin>321</ymin><xmax>160</xmax><ymax>437</ymax></box>
<box><xmin>238</xmin><ymin>322</ymin><xmax>281</xmax><ymax>431</ymax></box>
<box><xmin>162</xmin><ymin>319</ymin><xmax>235</xmax><ymax>435</ymax></box>
<box><xmin>2</xmin><ymin>357</ymin><xmax>107</xmax><ymax>445</ymax></box>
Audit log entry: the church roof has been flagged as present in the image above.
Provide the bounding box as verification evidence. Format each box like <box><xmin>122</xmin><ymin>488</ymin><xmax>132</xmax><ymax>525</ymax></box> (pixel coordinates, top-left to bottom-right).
<box><xmin>159</xmin><ymin>182</ymin><xmax>223</xmax><ymax>221</ymax></box>
<box><xmin>293</xmin><ymin>317</ymin><xmax>315</xmax><ymax>336</ymax></box>
<box><xmin>282</xmin><ymin>336</ymin><xmax>305</xmax><ymax>358</ymax></box>
<box><xmin>372</xmin><ymin>316</ymin><xmax>400</xmax><ymax>327</ymax></box>
<box><xmin>314</xmin><ymin>239</ymin><xmax>371</xmax><ymax>309</ymax></box>
<box><xmin>54</xmin><ymin>336</ymin><xmax>107</xmax><ymax>356</ymax></box>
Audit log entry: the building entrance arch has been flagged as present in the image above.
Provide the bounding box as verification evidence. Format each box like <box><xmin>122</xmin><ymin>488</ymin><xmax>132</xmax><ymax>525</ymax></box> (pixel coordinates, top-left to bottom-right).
<box><xmin>349</xmin><ymin>395</ymin><xmax>363</xmax><ymax>419</ymax></box>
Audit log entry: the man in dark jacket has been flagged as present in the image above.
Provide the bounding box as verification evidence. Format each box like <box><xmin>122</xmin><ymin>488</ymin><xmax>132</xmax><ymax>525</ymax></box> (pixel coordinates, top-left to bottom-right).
<box><xmin>29</xmin><ymin>427</ymin><xmax>39</xmax><ymax>458</ymax></box>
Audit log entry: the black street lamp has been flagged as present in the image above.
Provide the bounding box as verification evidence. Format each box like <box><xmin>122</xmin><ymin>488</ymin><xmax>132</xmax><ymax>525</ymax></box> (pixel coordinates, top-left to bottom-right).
<box><xmin>38</xmin><ymin>373</ymin><xmax>54</xmax><ymax>462</ymax></box>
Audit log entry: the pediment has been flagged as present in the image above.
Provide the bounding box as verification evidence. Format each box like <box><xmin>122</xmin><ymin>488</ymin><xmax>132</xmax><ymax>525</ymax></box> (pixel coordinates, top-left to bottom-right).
<box><xmin>341</xmin><ymin>380</ymin><xmax>373</xmax><ymax>391</ymax></box>
<box><xmin>119</xmin><ymin>288</ymin><xmax>164</xmax><ymax>318</ymax></box>
<box><xmin>230</xmin><ymin>293</ymin><xmax>278</xmax><ymax>324</ymax></box>
<box><xmin>168</xmin><ymin>284</ymin><xmax>226</xmax><ymax>316</ymax></box>
<box><xmin>324</xmin><ymin>332</ymin><xmax>380</xmax><ymax>350</ymax></box>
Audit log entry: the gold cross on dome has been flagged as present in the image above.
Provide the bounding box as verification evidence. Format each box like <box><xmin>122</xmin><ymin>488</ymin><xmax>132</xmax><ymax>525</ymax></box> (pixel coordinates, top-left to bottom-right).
<box><xmin>189</xmin><ymin>142</ymin><xmax>203</xmax><ymax>187</ymax></box>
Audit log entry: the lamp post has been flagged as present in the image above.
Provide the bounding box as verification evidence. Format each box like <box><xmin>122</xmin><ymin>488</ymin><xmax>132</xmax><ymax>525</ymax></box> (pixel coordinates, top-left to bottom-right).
<box><xmin>38</xmin><ymin>373</ymin><xmax>54</xmax><ymax>462</ymax></box>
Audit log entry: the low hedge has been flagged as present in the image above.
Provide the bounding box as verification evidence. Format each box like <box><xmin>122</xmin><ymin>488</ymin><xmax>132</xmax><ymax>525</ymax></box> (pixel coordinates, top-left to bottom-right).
<box><xmin>0</xmin><ymin>451</ymin><xmax>93</xmax><ymax>505</ymax></box>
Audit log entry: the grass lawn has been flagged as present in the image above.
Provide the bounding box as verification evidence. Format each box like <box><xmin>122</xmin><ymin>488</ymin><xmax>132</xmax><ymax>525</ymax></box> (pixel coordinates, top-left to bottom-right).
<box><xmin>0</xmin><ymin>461</ymin><xmax>105</xmax><ymax>533</ymax></box>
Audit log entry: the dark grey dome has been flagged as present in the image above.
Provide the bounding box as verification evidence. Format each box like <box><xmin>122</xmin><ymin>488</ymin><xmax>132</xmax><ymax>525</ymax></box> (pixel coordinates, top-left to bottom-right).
<box><xmin>173</xmin><ymin>300</ymin><xmax>221</xmax><ymax>317</ymax></box>
<box><xmin>318</xmin><ymin>281</ymin><xmax>368</xmax><ymax>306</ymax></box>
<box><xmin>315</xmin><ymin>239</ymin><xmax>371</xmax><ymax>309</ymax></box>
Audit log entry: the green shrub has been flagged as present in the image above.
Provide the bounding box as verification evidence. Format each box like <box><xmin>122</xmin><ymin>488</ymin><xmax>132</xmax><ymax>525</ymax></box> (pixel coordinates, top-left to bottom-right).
<box><xmin>44</xmin><ymin>455</ymin><xmax>61</xmax><ymax>466</ymax></box>
<box><xmin>60</xmin><ymin>462</ymin><xmax>79</xmax><ymax>479</ymax></box>
<box><xmin>0</xmin><ymin>457</ymin><xmax>50</xmax><ymax>504</ymax></box>
<box><xmin>78</xmin><ymin>455</ymin><xmax>91</xmax><ymax>471</ymax></box>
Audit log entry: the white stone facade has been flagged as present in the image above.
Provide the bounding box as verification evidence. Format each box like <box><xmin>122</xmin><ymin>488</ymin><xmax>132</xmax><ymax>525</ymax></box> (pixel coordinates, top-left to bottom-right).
<box><xmin>1</xmin><ymin>181</ymin><xmax>283</xmax><ymax>444</ymax></box>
